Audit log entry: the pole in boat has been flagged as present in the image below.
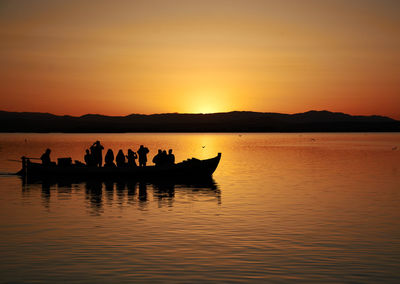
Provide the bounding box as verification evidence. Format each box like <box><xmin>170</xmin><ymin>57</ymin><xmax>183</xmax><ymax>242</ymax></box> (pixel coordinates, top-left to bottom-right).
<box><xmin>21</xmin><ymin>156</ymin><xmax>27</xmax><ymax>181</ymax></box>
<box><xmin>8</xmin><ymin>157</ymin><xmax>40</xmax><ymax>162</ymax></box>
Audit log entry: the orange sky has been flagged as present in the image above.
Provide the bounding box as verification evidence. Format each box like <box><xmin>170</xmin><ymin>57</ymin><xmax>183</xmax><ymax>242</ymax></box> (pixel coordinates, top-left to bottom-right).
<box><xmin>0</xmin><ymin>0</ymin><xmax>399</xmax><ymax>119</ymax></box>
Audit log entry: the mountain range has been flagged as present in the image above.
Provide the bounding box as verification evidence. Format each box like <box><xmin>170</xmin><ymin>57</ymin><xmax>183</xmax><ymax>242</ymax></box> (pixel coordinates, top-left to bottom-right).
<box><xmin>0</xmin><ymin>110</ymin><xmax>399</xmax><ymax>132</ymax></box>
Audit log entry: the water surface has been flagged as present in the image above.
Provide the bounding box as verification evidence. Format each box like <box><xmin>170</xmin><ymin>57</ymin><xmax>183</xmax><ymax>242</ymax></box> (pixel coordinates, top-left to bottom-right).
<box><xmin>0</xmin><ymin>133</ymin><xmax>399</xmax><ymax>283</ymax></box>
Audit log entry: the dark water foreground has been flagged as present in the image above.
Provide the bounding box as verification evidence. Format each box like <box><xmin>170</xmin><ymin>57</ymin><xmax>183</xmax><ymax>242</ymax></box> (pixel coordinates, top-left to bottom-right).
<box><xmin>0</xmin><ymin>133</ymin><xmax>399</xmax><ymax>283</ymax></box>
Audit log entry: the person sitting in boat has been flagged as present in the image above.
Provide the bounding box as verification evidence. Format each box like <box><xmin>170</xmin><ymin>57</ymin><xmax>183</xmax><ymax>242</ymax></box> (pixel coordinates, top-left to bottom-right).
<box><xmin>104</xmin><ymin>149</ymin><xmax>116</xmax><ymax>168</ymax></box>
<box><xmin>137</xmin><ymin>145</ymin><xmax>149</xmax><ymax>167</ymax></box>
<box><xmin>84</xmin><ymin>149</ymin><xmax>95</xmax><ymax>167</ymax></box>
<box><xmin>90</xmin><ymin>141</ymin><xmax>104</xmax><ymax>167</ymax></box>
<box><xmin>167</xmin><ymin>149</ymin><xmax>175</xmax><ymax>165</ymax></box>
<box><xmin>126</xmin><ymin>149</ymin><xmax>138</xmax><ymax>167</ymax></box>
<box><xmin>116</xmin><ymin>149</ymin><xmax>126</xmax><ymax>168</ymax></box>
<box><xmin>40</xmin><ymin>148</ymin><xmax>52</xmax><ymax>166</ymax></box>
<box><xmin>152</xmin><ymin>149</ymin><xmax>163</xmax><ymax>166</ymax></box>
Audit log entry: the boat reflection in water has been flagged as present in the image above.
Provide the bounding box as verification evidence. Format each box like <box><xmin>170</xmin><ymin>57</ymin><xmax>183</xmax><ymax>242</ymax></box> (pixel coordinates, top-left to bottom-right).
<box><xmin>21</xmin><ymin>177</ymin><xmax>221</xmax><ymax>215</ymax></box>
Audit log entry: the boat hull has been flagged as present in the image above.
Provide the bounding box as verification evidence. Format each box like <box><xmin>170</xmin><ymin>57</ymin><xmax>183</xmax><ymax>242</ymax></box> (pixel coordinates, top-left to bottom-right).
<box><xmin>18</xmin><ymin>153</ymin><xmax>221</xmax><ymax>181</ymax></box>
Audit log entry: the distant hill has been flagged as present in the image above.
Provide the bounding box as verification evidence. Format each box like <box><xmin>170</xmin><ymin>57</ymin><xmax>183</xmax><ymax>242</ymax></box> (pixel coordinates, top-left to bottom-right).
<box><xmin>0</xmin><ymin>110</ymin><xmax>399</xmax><ymax>132</ymax></box>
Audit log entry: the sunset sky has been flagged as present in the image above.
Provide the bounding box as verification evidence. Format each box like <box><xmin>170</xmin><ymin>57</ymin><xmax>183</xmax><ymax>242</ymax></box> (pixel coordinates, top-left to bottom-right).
<box><xmin>0</xmin><ymin>0</ymin><xmax>399</xmax><ymax>118</ymax></box>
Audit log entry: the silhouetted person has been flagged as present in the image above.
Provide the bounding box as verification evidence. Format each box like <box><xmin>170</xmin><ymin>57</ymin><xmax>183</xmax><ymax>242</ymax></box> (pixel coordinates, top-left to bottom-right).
<box><xmin>137</xmin><ymin>145</ymin><xmax>149</xmax><ymax>167</ymax></box>
<box><xmin>90</xmin><ymin>141</ymin><xmax>104</xmax><ymax>167</ymax></box>
<box><xmin>116</xmin><ymin>149</ymin><xmax>126</xmax><ymax>168</ymax></box>
<box><xmin>126</xmin><ymin>149</ymin><xmax>138</xmax><ymax>167</ymax></box>
<box><xmin>167</xmin><ymin>149</ymin><xmax>175</xmax><ymax>165</ymax></box>
<box><xmin>104</xmin><ymin>149</ymin><xmax>116</xmax><ymax>168</ymax></box>
<box><xmin>152</xmin><ymin>149</ymin><xmax>163</xmax><ymax>166</ymax></box>
<box><xmin>84</xmin><ymin>149</ymin><xmax>95</xmax><ymax>166</ymax></box>
<box><xmin>161</xmin><ymin>150</ymin><xmax>168</xmax><ymax>166</ymax></box>
<box><xmin>40</xmin><ymin>148</ymin><xmax>51</xmax><ymax>166</ymax></box>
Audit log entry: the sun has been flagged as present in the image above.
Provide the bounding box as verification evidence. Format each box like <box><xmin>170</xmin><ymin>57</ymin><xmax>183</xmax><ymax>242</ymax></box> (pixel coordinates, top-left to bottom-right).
<box><xmin>194</xmin><ymin>104</ymin><xmax>220</xmax><ymax>114</ymax></box>
<box><xmin>186</xmin><ymin>89</ymin><xmax>228</xmax><ymax>114</ymax></box>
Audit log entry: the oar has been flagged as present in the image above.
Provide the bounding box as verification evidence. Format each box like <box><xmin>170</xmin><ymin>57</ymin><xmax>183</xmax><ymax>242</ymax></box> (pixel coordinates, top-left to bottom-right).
<box><xmin>7</xmin><ymin>157</ymin><xmax>41</xmax><ymax>162</ymax></box>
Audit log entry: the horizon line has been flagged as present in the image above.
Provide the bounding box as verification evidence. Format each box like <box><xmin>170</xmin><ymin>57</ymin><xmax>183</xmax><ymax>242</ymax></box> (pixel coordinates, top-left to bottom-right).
<box><xmin>0</xmin><ymin>109</ymin><xmax>397</xmax><ymax>120</ymax></box>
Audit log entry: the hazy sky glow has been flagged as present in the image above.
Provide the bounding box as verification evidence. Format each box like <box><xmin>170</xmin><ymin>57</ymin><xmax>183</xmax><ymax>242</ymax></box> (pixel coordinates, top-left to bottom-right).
<box><xmin>0</xmin><ymin>0</ymin><xmax>399</xmax><ymax>118</ymax></box>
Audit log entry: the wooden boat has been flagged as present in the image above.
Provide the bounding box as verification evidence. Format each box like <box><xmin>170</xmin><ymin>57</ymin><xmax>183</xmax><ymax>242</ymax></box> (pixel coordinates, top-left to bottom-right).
<box><xmin>17</xmin><ymin>153</ymin><xmax>221</xmax><ymax>181</ymax></box>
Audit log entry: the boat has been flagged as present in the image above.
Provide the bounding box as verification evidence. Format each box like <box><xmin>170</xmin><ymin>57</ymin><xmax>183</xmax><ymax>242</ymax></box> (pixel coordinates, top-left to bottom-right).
<box><xmin>17</xmin><ymin>153</ymin><xmax>221</xmax><ymax>181</ymax></box>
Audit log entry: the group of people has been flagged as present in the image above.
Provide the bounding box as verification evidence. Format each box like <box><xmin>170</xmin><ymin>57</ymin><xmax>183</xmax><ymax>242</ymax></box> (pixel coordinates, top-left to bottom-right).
<box><xmin>84</xmin><ymin>142</ymin><xmax>151</xmax><ymax>168</ymax></box>
<box><xmin>40</xmin><ymin>141</ymin><xmax>176</xmax><ymax>168</ymax></box>
<box><xmin>152</xmin><ymin>149</ymin><xmax>175</xmax><ymax>167</ymax></box>
<box><xmin>84</xmin><ymin>141</ymin><xmax>104</xmax><ymax>167</ymax></box>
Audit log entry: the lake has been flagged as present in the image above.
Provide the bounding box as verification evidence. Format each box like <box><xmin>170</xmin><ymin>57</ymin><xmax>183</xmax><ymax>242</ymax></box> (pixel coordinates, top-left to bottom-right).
<box><xmin>0</xmin><ymin>133</ymin><xmax>399</xmax><ymax>283</ymax></box>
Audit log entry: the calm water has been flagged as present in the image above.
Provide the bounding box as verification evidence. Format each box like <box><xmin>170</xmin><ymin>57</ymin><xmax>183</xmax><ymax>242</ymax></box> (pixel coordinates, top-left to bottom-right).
<box><xmin>0</xmin><ymin>133</ymin><xmax>399</xmax><ymax>283</ymax></box>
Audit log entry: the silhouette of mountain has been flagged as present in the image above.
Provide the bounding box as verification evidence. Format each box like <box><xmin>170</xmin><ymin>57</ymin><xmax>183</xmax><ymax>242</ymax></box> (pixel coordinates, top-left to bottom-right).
<box><xmin>0</xmin><ymin>110</ymin><xmax>398</xmax><ymax>132</ymax></box>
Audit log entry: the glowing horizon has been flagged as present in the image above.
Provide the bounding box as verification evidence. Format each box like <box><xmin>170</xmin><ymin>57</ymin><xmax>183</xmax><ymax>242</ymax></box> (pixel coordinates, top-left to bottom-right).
<box><xmin>1</xmin><ymin>0</ymin><xmax>399</xmax><ymax>119</ymax></box>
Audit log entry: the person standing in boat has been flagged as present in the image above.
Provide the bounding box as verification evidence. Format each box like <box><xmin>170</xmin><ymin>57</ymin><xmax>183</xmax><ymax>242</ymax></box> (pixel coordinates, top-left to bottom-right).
<box><xmin>116</xmin><ymin>149</ymin><xmax>126</xmax><ymax>168</ymax></box>
<box><xmin>126</xmin><ymin>149</ymin><xmax>138</xmax><ymax>167</ymax></box>
<box><xmin>104</xmin><ymin>149</ymin><xmax>116</xmax><ymax>167</ymax></box>
<box><xmin>90</xmin><ymin>141</ymin><xmax>104</xmax><ymax>167</ymax></box>
<box><xmin>167</xmin><ymin>149</ymin><xmax>175</xmax><ymax>165</ymax></box>
<box><xmin>40</xmin><ymin>148</ymin><xmax>52</xmax><ymax>166</ymax></box>
<box><xmin>161</xmin><ymin>150</ymin><xmax>168</xmax><ymax>166</ymax></box>
<box><xmin>137</xmin><ymin>145</ymin><xmax>149</xmax><ymax>167</ymax></box>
